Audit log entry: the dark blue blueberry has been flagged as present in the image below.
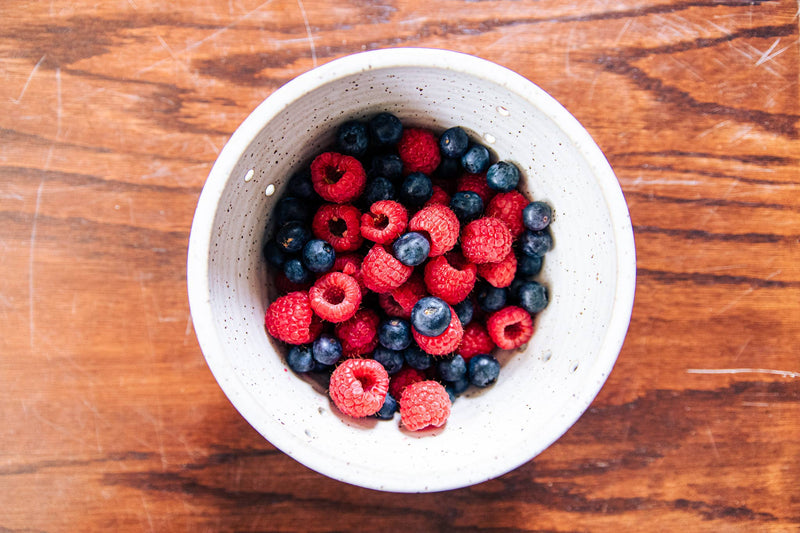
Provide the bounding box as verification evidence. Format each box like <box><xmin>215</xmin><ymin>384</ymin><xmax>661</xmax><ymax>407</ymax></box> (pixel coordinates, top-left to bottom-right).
<box><xmin>275</xmin><ymin>196</ymin><xmax>310</xmax><ymax>225</ymax></box>
<box><xmin>287</xmin><ymin>345</ymin><xmax>314</xmax><ymax>373</ymax></box>
<box><xmin>287</xmin><ymin>168</ymin><xmax>315</xmax><ymax>199</ymax></box>
<box><xmin>476</xmin><ymin>282</ymin><xmax>507</xmax><ymax>312</ymax></box>
<box><xmin>369</xmin><ymin>112</ymin><xmax>403</xmax><ymax>146</ymax></box>
<box><xmin>369</xmin><ymin>153</ymin><xmax>403</xmax><ymax>181</ymax></box>
<box><xmin>399</xmin><ymin>172</ymin><xmax>432</xmax><ymax>207</ymax></box>
<box><xmin>392</xmin><ymin>232</ymin><xmax>430</xmax><ymax>267</ymax></box>
<box><xmin>449</xmin><ymin>191</ymin><xmax>484</xmax><ymax>224</ymax></box>
<box><xmin>438</xmin><ymin>354</ymin><xmax>467</xmax><ymax>382</ymax></box>
<box><xmin>516</xmin><ymin>280</ymin><xmax>548</xmax><ymax>314</ymax></box>
<box><xmin>411</xmin><ymin>296</ymin><xmax>451</xmax><ymax>337</ymax></box>
<box><xmin>312</xmin><ymin>361</ymin><xmax>334</xmax><ymax>374</ymax></box>
<box><xmin>301</xmin><ymin>239</ymin><xmax>335</xmax><ymax>273</ymax></box>
<box><xmin>262</xmin><ymin>238</ymin><xmax>285</xmax><ymax>269</ymax></box>
<box><xmin>449</xmin><ymin>375</ymin><xmax>470</xmax><ymax>395</ymax></box>
<box><xmin>373</xmin><ymin>346</ymin><xmax>404</xmax><ymax>375</ymax></box>
<box><xmin>275</xmin><ymin>221</ymin><xmax>311</xmax><ymax>254</ymax></box>
<box><xmin>336</xmin><ymin>119</ymin><xmax>369</xmax><ymax>156</ymax></box>
<box><xmin>284</xmin><ymin>258</ymin><xmax>312</xmax><ymax>284</ymax></box>
<box><xmin>312</xmin><ymin>334</ymin><xmax>342</xmax><ymax>366</ymax></box>
<box><xmin>522</xmin><ymin>201</ymin><xmax>552</xmax><ymax>231</ymax></box>
<box><xmin>404</xmin><ymin>345</ymin><xmax>433</xmax><ymax>370</ymax></box>
<box><xmin>520</xmin><ymin>229</ymin><xmax>553</xmax><ymax>257</ymax></box>
<box><xmin>435</xmin><ymin>156</ymin><xmax>462</xmax><ymax>180</ymax></box>
<box><xmin>453</xmin><ymin>298</ymin><xmax>474</xmax><ymax>326</ymax></box>
<box><xmin>461</xmin><ymin>144</ymin><xmax>491</xmax><ymax>174</ymax></box>
<box><xmin>363</xmin><ymin>176</ymin><xmax>396</xmax><ymax>204</ymax></box>
<box><xmin>374</xmin><ymin>392</ymin><xmax>398</xmax><ymax>420</ymax></box>
<box><xmin>444</xmin><ymin>385</ymin><xmax>457</xmax><ymax>404</ymax></box>
<box><xmin>468</xmin><ymin>354</ymin><xmax>500</xmax><ymax>387</ymax></box>
<box><xmin>517</xmin><ymin>253</ymin><xmax>543</xmax><ymax>276</ymax></box>
<box><xmin>486</xmin><ymin>161</ymin><xmax>520</xmax><ymax>192</ymax></box>
<box><xmin>379</xmin><ymin>318</ymin><xmax>412</xmax><ymax>351</ymax></box>
<box><xmin>439</xmin><ymin>127</ymin><xmax>469</xmax><ymax>158</ymax></box>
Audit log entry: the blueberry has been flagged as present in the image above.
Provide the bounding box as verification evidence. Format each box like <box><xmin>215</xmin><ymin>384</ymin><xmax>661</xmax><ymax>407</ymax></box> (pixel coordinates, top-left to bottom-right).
<box><xmin>373</xmin><ymin>346</ymin><xmax>404</xmax><ymax>375</ymax></box>
<box><xmin>275</xmin><ymin>196</ymin><xmax>310</xmax><ymax>225</ymax></box>
<box><xmin>262</xmin><ymin>239</ymin><xmax>285</xmax><ymax>268</ymax></box>
<box><xmin>444</xmin><ymin>385</ymin><xmax>457</xmax><ymax>404</ymax></box>
<box><xmin>404</xmin><ymin>345</ymin><xmax>433</xmax><ymax>370</ymax></box>
<box><xmin>453</xmin><ymin>298</ymin><xmax>474</xmax><ymax>326</ymax></box>
<box><xmin>411</xmin><ymin>296</ymin><xmax>451</xmax><ymax>336</ymax></box>
<box><xmin>520</xmin><ymin>229</ymin><xmax>553</xmax><ymax>257</ymax></box>
<box><xmin>379</xmin><ymin>318</ymin><xmax>412</xmax><ymax>351</ymax></box>
<box><xmin>439</xmin><ymin>127</ymin><xmax>469</xmax><ymax>158</ymax></box>
<box><xmin>374</xmin><ymin>392</ymin><xmax>398</xmax><ymax>420</ymax></box>
<box><xmin>448</xmin><ymin>375</ymin><xmax>470</xmax><ymax>395</ymax></box>
<box><xmin>336</xmin><ymin>119</ymin><xmax>369</xmax><ymax>156</ymax></box>
<box><xmin>369</xmin><ymin>112</ymin><xmax>403</xmax><ymax>146</ymax></box>
<box><xmin>449</xmin><ymin>191</ymin><xmax>484</xmax><ymax>224</ymax></box>
<box><xmin>517</xmin><ymin>253</ymin><xmax>543</xmax><ymax>276</ymax></box>
<box><xmin>476</xmin><ymin>282</ymin><xmax>507</xmax><ymax>312</ymax></box>
<box><xmin>302</xmin><ymin>239</ymin><xmax>335</xmax><ymax>273</ymax></box>
<box><xmin>392</xmin><ymin>232</ymin><xmax>430</xmax><ymax>267</ymax></box>
<box><xmin>287</xmin><ymin>168</ymin><xmax>315</xmax><ymax>199</ymax></box>
<box><xmin>399</xmin><ymin>172</ymin><xmax>432</xmax><ymax>207</ymax></box>
<box><xmin>312</xmin><ymin>334</ymin><xmax>342</xmax><ymax>366</ymax></box>
<box><xmin>486</xmin><ymin>161</ymin><xmax>520</xmax><ymax>192</ymax></box>
<box><xmin>516</xmin><ymin>280</ymin><xmax>548</xmax><ymax>314</ymax></box>
<box><xmin>468</xmin><ymin>354</ymin><xmax>500</xmax><ymax>387</ymax></box>
<box><xmin>287</xmin><ymin>345</ymin><xmax>314</xmax><ymax>373</ymax></box>
<box><xmin>363</xmin><ymin>176</ymin><xmax>396</xmax><ymax>204</ymax></box>
<box><xmin>284</xmin><ymin>258</ymin><xmax>311</xmax><ymax>284</ymax></box>
<box><xmin>369</xmin><ymin>153</ymin><xmax>403</xmax><ymax>181</ymax></box>
<box><xmin>461</xmin><ymin>144</ymin><xmax>491</xmax><ymax>174</ymax></box>
<box><xmin>438</xmin><ymin>354</ymin><xmax>467</xmax><ymax>382</ymax></box>
<box><xmin>522</xmin><ymin>201</ymin><xmax>552</xmax><ymax>231</ymax></box>
<box><xmin>435</xmin><ymin>156</ymin><xmax>462</xmax><ymax>180</ymax></box>
<box><xmin>275</xmin><ymin>221</ymin><xmax>311</xmax><ymax>254</ymax></box>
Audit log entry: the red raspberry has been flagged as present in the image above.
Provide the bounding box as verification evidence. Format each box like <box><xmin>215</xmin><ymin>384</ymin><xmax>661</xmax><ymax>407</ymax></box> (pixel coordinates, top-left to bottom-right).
<box><xmin>487</xmin><ymin>306</ymin><xmax>534</xmax><ymax>350</ymax></box>
<box><xmin>397</xmin><ymin>128</ymin><xmax>441</xmax><ymax>175</ymax></box>
<box><xmin>379</xmin><ymin>293</ymin><xmax>406</xmax><ymax>318</ymax></box>
<box><xmin>412</xmin><ymin>305</ymin><xmax>464</xmax><ymax>356</ymax></box>
<box><xmin>389</xmin><ymin>367</ymin><xmax>426</xmax><ymax>399</ymax></box>
<box><xmin>424</xmin><ymin>185</ymin><xmax>450</xmax><ymax>207</ymax></box>
<box><xmin>331</xmin><ymin>253</ymin><xmax>367</xmax><ymax>296</ymax></box>
<box><xmin>486</xmin><ymin>190</ymin><xmax>528</xmax><ymax>239</ymax></box>
<box><xmin>274</xmin><ymin>271</ymin><xmax>312</xmax><ymax>295</ymax></box>
<box><xmin>386</xmin><ymin>273</ymin><xmax>428</xmax><ymax>318</ymax></box>
<box><xmin>360</xmin><ymin>200</ymin><xmax>408</xmax><ymax>244</ymax></box>
<box><xmin>399</xmin><ymin>380</ymin><xmax>451</xmax><ymax>431</ymax></box>
<box><xmin>264</xmin><ymin>291</ymin><xmax>322</xmax><ymax>345</ymax></box>
<box><xmin>408</xmin><ymin>204</ymin><xmax>459</xmax><ymax>257</ymax></box>
<box><xmin>312</xmin><ymin>203</ymin><xmax>363</xmax><ymax>252</ymax></box>
<box><xmin>308</xmin><ymin>272</ymin><xmax>362</xmax><ymax>323</ymax></box>
<box><xmin>329</xmin><ymin>359</ymin><xmax>389</xmax><ymax>418</ymax></box>
<box><xmin>477</xmin><ymin>249</ymin><xmax>517</xmax><ymax>288</ymax></box>
<box><xmin>424</xmin><ymin>253</ymin><xmax>477</xmax><ymax>305</ymax></box>
<box><xmin>310</xmin><ymin>152</ymin><xmax>366</xmax><ymax>203</ymax></box>
<box><xmin>335</xmin><ymin>308</ymin><xmax>380</xmax><ymax>356</ymax></box>
<box><xmin>458</xmin><ymin>323</ymin><xmax>496</xmax><ymax>359</ymax></box>
<box><xmin>456</xmin><ymin>172</ymin><xmax>495</xmax><ymax>204</ymax></box>
<box><xmin>461</xmin><ymin>217</ymin><xmax>513</xmax><ymax>264</ymax></box>
<box><xmin>361</xmin><ymin>244</ymin><xmax>413</xmax><ymax>294</ymax></box>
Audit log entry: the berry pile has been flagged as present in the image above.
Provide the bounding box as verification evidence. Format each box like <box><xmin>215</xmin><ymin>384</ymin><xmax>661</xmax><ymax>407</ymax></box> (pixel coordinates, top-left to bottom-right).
<box><xmin>263</xmin><ymin>114</ymin><xmax>553</xmax><ymax>432</ymax></box>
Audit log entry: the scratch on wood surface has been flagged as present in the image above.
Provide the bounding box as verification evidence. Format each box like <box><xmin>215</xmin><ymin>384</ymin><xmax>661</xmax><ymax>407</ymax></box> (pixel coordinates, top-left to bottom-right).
<box><xmin>296</xmin><ymin>0</ymin><xmax>318</xmax><ymax>67</ymax></box>
<box><xmin>705</xmin><ymin>425</ymin><xmax>720</xmax><ymax>459</ymax></box>
<box><xmin>28</xmin><ymin>178</ymin><xmax>44</xmax><ymax>350</ymax></box>
<box><xmin>687</xmin><ymin>368</ymin><xmax>800</xmax><ymax>378</ymax></box>
<box><xmin>11</xmin><ymin>55</ymin><xmax>46</xmax><ymax>104</ymax></box>
<box><xmin>141</xmin><ymin>494</ymin><xmax>155</xmax><ymax>532</ymax></box>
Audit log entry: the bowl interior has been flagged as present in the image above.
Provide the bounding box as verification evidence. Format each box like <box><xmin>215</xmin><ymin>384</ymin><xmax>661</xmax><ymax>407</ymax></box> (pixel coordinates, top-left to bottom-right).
<box><xmin>188</xmin><ymin>50</ymin><xmax>635</xmax><ymax>492</ymax></box>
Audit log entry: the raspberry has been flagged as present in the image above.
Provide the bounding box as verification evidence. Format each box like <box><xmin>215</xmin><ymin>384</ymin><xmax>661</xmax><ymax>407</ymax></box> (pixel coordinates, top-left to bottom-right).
<box><xmin>310</xmin><ymin>152</ymin><xmax>367</xmax><ymax>203</ymax></box>
<box><xmin>487</xmin><ymin>306</ymin><xmax>534</xmax><ymax>350</ymax></box>
<box><xmin>486</xmin><ymin>190</ymin><xmax>528</xmax><ymax>239</ymax></box>
<box><xmin>423</xmin><ymin>253</ymin><xmax>477</xmax><ymax>305</ymax></box>
<box><xmin>385</xmin><ymin>273</ymin><xmax>428</xmax><ymax>318</ymax></box>
<box><xmin>477</xmin><ymin>249</ymin><xmax>517</xmax><ymax>288</ymax></box>
<box><xmin>360</xmin><ymin>200</ymin><xmax>408</xmax><ymax>244</ymax></box>
<box><xmin>458</xmin><ymin>323</ymin><xmax>496</xmax><ymax>359</ymax></box>
<box><xmin>424</xmin><ymin>185</ymin><xmax>451</xmax><ymax>207</ymax></box>
<box><xmin>312</xmin><ymin>203</ymin><xmax>363</xmax><ymax>252</ymax></box>
<box><xmin>461</xmin><ymin>217</ymin><xmax>513</xmax><ymax>264</ymax></box>
<box><xmin>408</xmin><ymin>204</ymin><xmax>460</xmax><ymax>257</ymax></box>
<box><xmin>335</xmin><ymin>308</ymin><xmax>380</xmax><ymax>356</ymax></box>
<box><xmin>399</xmin><ymin>380</ymin><xmax>451</xmax><ymax>431</ymax></box>
<box><xmin>397</xmin><ymin>128</ymin><xmax>441</xmax><ymax>175</ymax></box>
<box><xmin>331</xmin><ymin>253</ymin><xmax>367</xmax><ymax>296</ymax></box>
<box><xmin>412</xmin><ymin>305</ymin><xmax>464</xmax><ymax>356</ymax></box>
<box><xmin>274</xmin><ymin>271</ymin><xmax>312</xmax><ymax>295</ymax></box>
<box><xmin>361</xmin><ymin>244</ymin><xmax>413</xmax><ymax>294</ymax></box>
<box><xmin>329</xmin><ymin>359</ymin><xmax>389</xmax><ymax>417</ymax></box>
<box><xmin>264</xmin><ymin>291</ymin><xmax>322</xmax><ymax>345</ymax></box>
<box><xmin>456</xmin><ymin>172</ymin><xmax>495</xmax><ymax>205</ymax></box>
<box><xmin>388</xmin><ymin>367</ymin><xmax>426</xmax><ymax>399</ymax></box>
<box><xmin>308</xmin><ymin>272</ymin><xmax>362</xmax><ymax>323</ymax></box>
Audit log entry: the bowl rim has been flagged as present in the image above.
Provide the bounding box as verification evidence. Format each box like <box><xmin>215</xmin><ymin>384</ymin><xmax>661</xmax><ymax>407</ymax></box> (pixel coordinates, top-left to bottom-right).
<box><xmin>187</xmin><ymin>47</ymin><xmax>636</xmax><ymax>492</ymax></box>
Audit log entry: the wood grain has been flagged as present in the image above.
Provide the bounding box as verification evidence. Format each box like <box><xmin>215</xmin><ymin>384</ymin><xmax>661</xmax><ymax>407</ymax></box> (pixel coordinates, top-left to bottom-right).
<box><xmin>1</xmin><ymin>0</ymin><xmax>798</xmax><ymax>531</ymax></box>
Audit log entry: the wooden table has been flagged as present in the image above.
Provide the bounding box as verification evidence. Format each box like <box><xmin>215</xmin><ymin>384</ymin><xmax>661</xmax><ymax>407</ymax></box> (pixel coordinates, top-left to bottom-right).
<box><xmin>2</xmin><ymin>1</ymin><xmax>798</xmax><ymax>530</ymax></box>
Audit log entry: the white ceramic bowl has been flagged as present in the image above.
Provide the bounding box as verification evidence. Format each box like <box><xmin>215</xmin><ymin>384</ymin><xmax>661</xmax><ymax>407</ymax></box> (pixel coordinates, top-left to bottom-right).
<box><xmin>187</xmin><ymin>48</ymin><xmax>636</xmax><ymax>493</ymax></box>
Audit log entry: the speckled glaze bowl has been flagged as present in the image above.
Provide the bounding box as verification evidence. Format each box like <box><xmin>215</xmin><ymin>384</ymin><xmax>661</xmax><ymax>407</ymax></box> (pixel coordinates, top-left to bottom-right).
<box><xmin>187</xmin><ymin>48</ymin><xmax>636</xmax><ymax>493</ymax></box>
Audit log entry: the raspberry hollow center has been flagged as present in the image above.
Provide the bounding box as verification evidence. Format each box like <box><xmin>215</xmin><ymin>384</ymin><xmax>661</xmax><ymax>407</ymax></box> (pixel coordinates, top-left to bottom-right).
<box><xmin>371</xmin><ymin>213</ymin><xmax>389</xmax><ymax>230</ymax></box>
<box><xmin>324</xmin><ymin>165</ymin><xmax>344</xmax><ymax>184</ymax></box>
<box><xmin>504</xmin><ymin>322</ymin><xmax>523</xmax><ymax>340</ymax></box>
<box><xmin>323</xmin><ymin>286</ymin><xmax>345</xmax><ymax>305</ymax></box>
<box><xmin>328</xmin><ymin>217</ymin><xmax>348</xmax><ymax>236</ymax></box>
